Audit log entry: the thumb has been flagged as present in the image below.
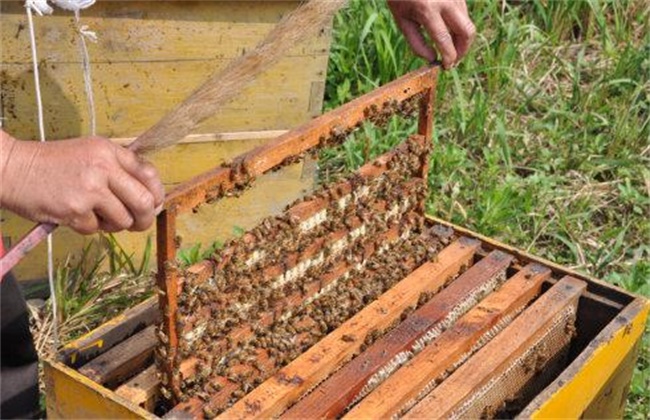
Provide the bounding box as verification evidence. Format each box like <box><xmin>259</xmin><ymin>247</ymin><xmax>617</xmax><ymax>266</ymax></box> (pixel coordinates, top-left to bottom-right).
<box><xmin>396</xmin><ymin>18</ymin><xmax>437</xmax><ymax>63</ymax></box>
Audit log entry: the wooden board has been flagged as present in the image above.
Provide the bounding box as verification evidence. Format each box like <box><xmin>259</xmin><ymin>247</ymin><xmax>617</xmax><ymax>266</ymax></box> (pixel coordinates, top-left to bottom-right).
<box><xmin>212</xmin><ymin>238</ymin><xmax>480</xmax><ymax>419</ymax></box>
<box><xmin>44</xmin><ymin>360</ymin><xmax>155</xmax><ymax>419</ymax></box>
<box><xmin>59</xmin><ymin>296</ymin><xmax>159</xmax><ymax>368</ymax></box>
<box><xmin>2</xmin><ymin>1</ymin><xmax>328</xmax><ymax>64</ymax></box>
<box><xmin>78</xmin><ymin>325</ymin><xmax>157</xmax><ymax>387</ymax></box>
<box><xmin>282</xmin><ymin>250</ymin><xmax>515</xmax><ymax>419</ymax></box>
<box><xmin>402</xmin><ymin>276</ymin><xmax>587</xmax><ymax>419</ymax></box>
<box><xmin>115</xmin><ymin>364</ymin><xmax>159</xmax><ymax>413</ymax></box>
<box><xmin>1</xmin><ymin>57</ymin><xmax>329</xmax><ymax>140</ymax></box>
<box><xmin>343</xmin><ymin>263</ymin><xmax>551</xmax><ymax>419</ymax></box>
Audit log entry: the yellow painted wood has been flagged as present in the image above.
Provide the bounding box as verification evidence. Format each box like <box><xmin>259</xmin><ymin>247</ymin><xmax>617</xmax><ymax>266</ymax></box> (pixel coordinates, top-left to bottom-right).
<box><xmin>0</xmin><ymin>0</ymin><xmax>331</xmax><ymax>281</ymax></box>
<box><xmin>581</xmin><ymin>340</ymin><xmax>641</xmax><ymax>419</ymax></box>
<box><xmin>527</xmin><ymin>299</ymin><xmax>649</xmax><ymax>419</ymax></box>
<box><xmin>1</xmin><ymin>1</ymin><xmax>329</xmax><ymax>64</ymax></box>
<box><xmin>1</xmin><ymin>0</ymin><xmax>331</xmax><ymax>139</ymax></box>
<box><xmin>43</xmin><ymin>359</ymin><xmax>154</xmax><ymax>419</ymax></box>
<box><xmin>1</xmin><ymin>56</ymin><xmax>330</xmax><ymax>140</ymax></box>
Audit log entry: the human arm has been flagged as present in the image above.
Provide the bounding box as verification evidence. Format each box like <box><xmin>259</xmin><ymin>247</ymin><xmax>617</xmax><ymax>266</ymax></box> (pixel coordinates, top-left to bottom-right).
<box><xmin>0</xmin><ymin>129</ymin><xmax>164</xmax><ymax>234</ymax></box>
<box><xmin>386</xmin><ymin>0</ymin><xmax>476</xmax><ymax>69</ymax></box>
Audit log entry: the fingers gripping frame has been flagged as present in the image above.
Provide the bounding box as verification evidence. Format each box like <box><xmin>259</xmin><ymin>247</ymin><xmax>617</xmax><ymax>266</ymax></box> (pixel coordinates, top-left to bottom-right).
<box><xmin>154</xmin><ymin>66</ymin><xmax>440</xmax><ymax>400</ymax></box>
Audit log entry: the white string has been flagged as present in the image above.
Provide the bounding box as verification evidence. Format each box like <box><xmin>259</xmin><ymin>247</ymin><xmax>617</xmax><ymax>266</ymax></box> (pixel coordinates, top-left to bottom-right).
<box><xmin>74</xmin><ymin>10</ymin><xmax>97</xmax><ymax>135</ymax></box>
<box><xmin>25</xmin><ymin>0</ymin><xmax>52</xmax><ymax>16</ymax></box>
<box><xmin>24</xmin><ymin>0</ymin><xmax>97</xmax><ymax>351</ymax></box>
<box><xmin>51</xmin><ymin>0</ymin><xmax>98</xmax><ymax>136</ymax></box>
<box><xmin>24</xmin><ymin>1</ymin><xmax>59</xmax><ymax>350</ymax></box>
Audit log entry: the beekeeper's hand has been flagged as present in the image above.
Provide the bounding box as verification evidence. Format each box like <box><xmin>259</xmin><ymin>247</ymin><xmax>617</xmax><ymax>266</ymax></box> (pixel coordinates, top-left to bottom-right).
<box><xmin>387</xmin><ymin>0</ymin><xmax>475</xmax><ymax>69</ymax></box>
<box><xmin>0</xmin><ymin>130</ymin><xmax>164</xmax><ymax>234</ymax></box>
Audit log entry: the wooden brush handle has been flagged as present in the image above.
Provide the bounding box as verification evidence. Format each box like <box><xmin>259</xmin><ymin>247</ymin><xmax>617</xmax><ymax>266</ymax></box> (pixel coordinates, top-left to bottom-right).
<box><xmin>0</xmin><ymin>222</ymin><xmax>56</xmax><ymax>279</ymax></box>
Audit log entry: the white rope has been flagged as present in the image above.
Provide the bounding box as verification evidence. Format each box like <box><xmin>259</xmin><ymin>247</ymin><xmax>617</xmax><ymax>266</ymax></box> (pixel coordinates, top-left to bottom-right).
<box><xmin>24</xmin><ymin>0</ymin><xmax>97</xmax><ymax>350</ymax></box>
<box><xmin>74</xmin><ymin>12</ymin><xmax>97</xmax><ymax>135</ymax></box>
<box><xmin>25</xmin><ymin>0</ymin><xmax>52</xmax><ymax>16</ymax></box>
<box><xmin>52</xmin><ymin>0</ymin><xmax>98</xmax><ymax>135</ymax></box>
<box><xmin>24</xmin><ymin>0</ymin><xmax>58</xmax><ymax>349</ymax></box>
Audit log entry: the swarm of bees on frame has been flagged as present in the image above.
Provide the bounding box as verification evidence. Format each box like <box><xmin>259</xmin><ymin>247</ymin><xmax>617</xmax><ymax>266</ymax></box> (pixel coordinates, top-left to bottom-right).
<box><xmin>155</xmin><ymin>93</ymin><xmax>456</xmax><ymax>416</ymax></box>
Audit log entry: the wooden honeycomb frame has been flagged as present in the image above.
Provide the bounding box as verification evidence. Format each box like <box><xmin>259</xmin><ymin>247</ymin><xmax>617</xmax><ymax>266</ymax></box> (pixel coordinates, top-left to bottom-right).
<box><xmin>154</xmin><ymin>66</ymin><xmax>440</xmax><ymax>401</ymax></box>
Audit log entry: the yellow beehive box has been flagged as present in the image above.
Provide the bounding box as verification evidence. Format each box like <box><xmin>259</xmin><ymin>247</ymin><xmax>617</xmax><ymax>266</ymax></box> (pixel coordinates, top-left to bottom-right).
<box><xmin>43</xmin><ymin>217</ymin><xmax>649</xmax><ymax>419</ymax></box>
<box><xmin>0</xmin><ymin>0</ymin><xmax>331</xmax><ymax>281</ymax></box>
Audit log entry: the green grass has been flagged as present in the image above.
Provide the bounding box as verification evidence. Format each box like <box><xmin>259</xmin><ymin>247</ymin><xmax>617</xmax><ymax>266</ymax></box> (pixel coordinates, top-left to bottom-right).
<box><xmin>30</xmin><ymin>234</ymin><xmax>154</xmax><ymax>358</ymax></box>
<box><xmin>326</xmin><ymin>0</ymin><xmax>648</xmax><ymax>417</ymax></box>
<box><xmin>177</xmin><ymin>240</ymin><xmax>223</xmax><ymax>268</ymax></box>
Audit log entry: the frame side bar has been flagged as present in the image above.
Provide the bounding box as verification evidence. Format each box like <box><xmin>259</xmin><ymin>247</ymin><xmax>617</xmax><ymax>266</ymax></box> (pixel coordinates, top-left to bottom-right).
<box><xmin>156</xmin><ymin>208</ymin><xmax>182</xmax><ymax>401</ymax></box>
<box><xmin>417</xmin><ymin>87</ymin><xmax>435</xmax><ymax>182</ymax></box>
